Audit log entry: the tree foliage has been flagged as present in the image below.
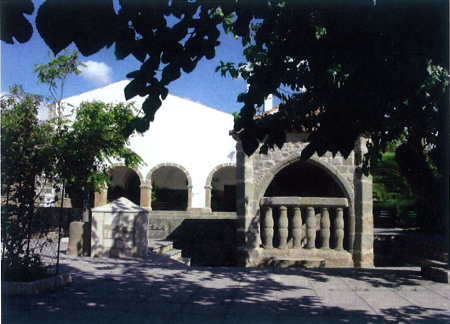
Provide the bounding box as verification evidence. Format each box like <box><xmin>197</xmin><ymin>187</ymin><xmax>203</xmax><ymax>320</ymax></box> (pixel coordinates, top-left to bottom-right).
<box><xmin>34</xmin><ymin>49</ymin><xmax>86</xmax><ymax>114</ymax></box>
<box><xmin>33</xmin><ymin>50</ymin><xmax>144</xmax><ymax>208</ymax></box>
<box><xmin>2</xmin><ymin>0</ymin><xmax>449</xmax><ymax>221</ymax></box>
<box><xmin>1</xmin><ymin>50</ymin><xmax>145</xmax><ymax>281</ymax></box>
<box><xmin>58</xmin><ymin>100</ymin><xmax>144</xmax><ymax>206</ymax></box>
<box><xmin>0</xmin><ymin>0</ymin><xmax>34</xmax><ymax>44</ymax></box>
<box><xmin>1</xmin><ymin>86</ymin><xmax>53</xmax><ymax>281</ymax></box>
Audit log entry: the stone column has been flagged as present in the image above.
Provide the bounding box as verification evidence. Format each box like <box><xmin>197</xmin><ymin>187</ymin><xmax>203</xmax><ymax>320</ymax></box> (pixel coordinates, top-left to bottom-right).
<box><xmin>306</xmin><ymin>207</ymin><xmax>316</xmax><ymax>249</ymax></box>
<box><xmin>263</xmin><ymin>206</ymin><xmax>274</xmax><ymax>249</ymax></box>
<box><xmin>320</xmin><ymin>208</ymin><xmax>331</xmax><ymax>250</ymax></box>
<box><xmin>235</xmin><ymin>142</ymin><xmax>260</xmax><ymax>266</ymax></box>
<box><xmin>292</xmin><ymin>206</ymin><xmax>302</xmax><ymax>248</ymax></box>
<box><xmin>278</xmin><ymin>206</ymin><xmax>288</xmax><ymax>250</ymax></box>
<box><xmin>334</xmin><ymin>207</ymin><xmax>344</xmax><ymax>251</ymax></box>
<box><xmin>353</xmin><ymin>136</ymin><xmax>374</xmax><ymax>267</ymax></box>
<box><xmin>348</xmin><ymin>205</ymin><xmax>356</xmax><ymax>253</ymax></box>
<box><xmin>94</xmin><ymin>186</ymin><xmax>108</xmax><ymax>207</ymax></box>
<box><xmin>187</xmin><ymin>185</ymin><xmax>193</xmax><ymax>209</ymax></box>
<box><xmin>140</xmin><ymin>181</ymin><xmax>152</xmax><ymax>209</ymax></box>
<box><xmin>204</xmin><ymin>185</ymin><xmax>212</xmax><ymax>211</ymax></box>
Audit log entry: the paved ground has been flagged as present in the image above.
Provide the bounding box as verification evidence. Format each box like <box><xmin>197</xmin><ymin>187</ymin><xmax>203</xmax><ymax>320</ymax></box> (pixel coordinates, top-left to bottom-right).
<box><xmin>2</xmin><ymin>249</ymin><xmax>449</xmax><ymax>324</ymax></box>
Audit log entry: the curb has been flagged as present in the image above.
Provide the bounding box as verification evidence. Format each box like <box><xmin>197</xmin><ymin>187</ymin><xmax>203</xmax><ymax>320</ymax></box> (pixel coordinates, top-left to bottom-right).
<box><xmin>2</xmin><ymin>273</ymin><xmax>72</xmax><ymax>296</ymax></box>
<box><xmin>421</xmin><ymin>266</ymin><xmax>450</xmax><ymax>284</ymax></box>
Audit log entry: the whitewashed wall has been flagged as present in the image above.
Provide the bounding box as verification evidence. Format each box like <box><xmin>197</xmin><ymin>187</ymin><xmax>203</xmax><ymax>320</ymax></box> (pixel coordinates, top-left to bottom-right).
<box><xmin>63</xmin><ymin>80</ymin><xmax>237</xmax><ymax>209</ymax></box>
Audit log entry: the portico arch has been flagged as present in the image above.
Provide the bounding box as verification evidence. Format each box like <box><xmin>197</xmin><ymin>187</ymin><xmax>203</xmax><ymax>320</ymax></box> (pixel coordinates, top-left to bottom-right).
<box><xmin>255</xmin><ymin>154</ymin><xmax>354</xmax><ymax>206</ymax></box>
<box><xmin>107</xmin><ymin>163</ymin><xmax>144</xmax><ymax>206</ymax></box>
<box><xmin>146</xmin><ymin>163</ymin><xmax>193</xmax><ymax>210</ymax></box>
<box><xmin>205</xmin><ymin>163</ymin><xmax>237</xmax><ymax>212</ymax></box>
<box><xmin>253</xmin><ymin>153</ymin><xmax>356</xmax><ymax>254</ymax></box>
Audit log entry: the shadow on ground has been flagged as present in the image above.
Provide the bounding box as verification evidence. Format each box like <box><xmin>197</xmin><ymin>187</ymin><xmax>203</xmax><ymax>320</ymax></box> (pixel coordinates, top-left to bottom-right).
<box><xmin>2</xmin><ymin>253</ymin><xmax>449</xmax><ymax>324</ymax></box>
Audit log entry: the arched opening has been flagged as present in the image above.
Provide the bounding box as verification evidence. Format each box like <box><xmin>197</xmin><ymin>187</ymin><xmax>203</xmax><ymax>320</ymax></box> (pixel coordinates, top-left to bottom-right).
<box><xmin>263</xmin><ymin>160</ymin><xmax>349</xmax><ymax>250</ymax></box>
<box><xmin>210</xmin><ymin>166</ymin><xmax>236</xmax><ymax>212</ymax></box>
<box><xmin>151</xmin><ymin>166</ymin><xmax>188</xmax><ymax>210</ymax></box>
<box><xmin>264</xmin><ymin>161</ymin><xmax>345</xmax><ymax>198</ymax></box>
<box><xmin>108</xmin><ymin>166</ymin><xmax>141</xmax><ymax>205</ymax></box>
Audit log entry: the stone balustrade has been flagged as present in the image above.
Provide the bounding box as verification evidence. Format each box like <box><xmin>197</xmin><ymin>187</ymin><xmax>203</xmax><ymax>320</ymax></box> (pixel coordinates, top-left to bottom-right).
<box><xmin>260</xmin><ymin>197</ymin><xmax>349</xmax><ymax>252</ymax></box>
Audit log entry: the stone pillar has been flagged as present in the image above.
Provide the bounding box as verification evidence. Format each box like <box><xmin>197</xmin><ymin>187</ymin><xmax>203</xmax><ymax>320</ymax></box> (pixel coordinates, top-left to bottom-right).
<box><xmin>140</xmin><ymin>181</ymin><xmax>152</xmax><ymax>209</ymax></box>
<box><xmin>66</xmin><ymin>221</ymin><xmax>91</xmax><ymax>256</ymax></box>
<box><xmin>353</xmin><ymin>136</ymin><xmax>374</xmax><ymax>267</ymax></box>
<box><xmin>263</xmin><ymin>206</ymin><xmax>274</xmax><ymax>249</ymax></box>
<box><xmin>187</xmin><ymin>185</ymin><xmax>193</xmax><ymax>209</ymax></box>
<box><xmin>204</xmin><ymin>185</ymin><xmax>212</xmax><ymax>211</ymax></box>
<box><xmin>292</xmin><ymin>206</ymin><xmax>302</xmax><ymax>248</ymax></box>
<box><xmin>334</xmin><ymin>207</ymin><xmax>344</xmax><ymax>251</ymax></box>
<box><xmin>320</xmin><ymin>208</ymin><xmax>331</xmax><ymax>250</ymax></box>
<box><xmin>94</xmin><ymin>186</ymin><xmax>108</xmax><ymax>207</ymax></box>
<box><xmin>306</xmin><ymin>207</ymin><xmax>316</xmax><ymax>249</ymax></box>
<box><xmin>348</xmin><ymin>206</ymin><xmax>356</xmax><ymax>253</ymax></box>
<box><xmin>278</xmin><ymin>206</ymin><xmax>288</xmax><ymax>250</ymax></box>
<box><xmin>235</xmin><ymin>142</ymin><xmax>260</xmax><ymax>266</ymax></box>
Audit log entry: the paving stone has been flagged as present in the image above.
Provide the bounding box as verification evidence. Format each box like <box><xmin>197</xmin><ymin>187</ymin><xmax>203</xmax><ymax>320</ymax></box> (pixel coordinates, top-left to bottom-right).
<box><xmin>3</xmin><ymin>253</ymin><xmax>450</xmax><ymax>324</ymax></box>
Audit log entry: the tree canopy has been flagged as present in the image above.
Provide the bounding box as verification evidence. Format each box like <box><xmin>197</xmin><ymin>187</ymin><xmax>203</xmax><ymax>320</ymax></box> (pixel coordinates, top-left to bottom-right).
<box><xmin>2</xmin><ymin>0</ymin><xmax>449</xmax><ymax>220</ymax></box>
<box><xmin>32</xmin><ymin>50</ymin><xmax>143</xmax><ymax>207</ymax></box>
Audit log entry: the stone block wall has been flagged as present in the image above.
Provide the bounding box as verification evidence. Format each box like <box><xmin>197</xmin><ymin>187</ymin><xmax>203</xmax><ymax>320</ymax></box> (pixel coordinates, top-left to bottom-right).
<box><xmin>235</xmin><ymin>133</ymin><xmax>374</xmax><ymax>268</ymax></box>
<box><xmin>251</xmin><ymin>133</ymin><xmax>356</xmax><ymax>201</ymax></box>
<box><xmin>91</xmin><ymin>197</ymin><xmax>148</xmax><ymax>258</ymax></box>
<box><xmin>90</xmin><ymin>197</ymin><xmax>237</xmax><ymax>260</ymax></box>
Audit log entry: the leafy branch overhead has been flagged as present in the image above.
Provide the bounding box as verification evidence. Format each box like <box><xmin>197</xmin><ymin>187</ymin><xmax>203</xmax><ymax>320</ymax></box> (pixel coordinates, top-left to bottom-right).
<box><xmin>32</xmin><ymin>50</ymin><xmax>144</xmax><ymax>205</ymax></box>
<box><xmin>2</xmin><ymin>0</ymin><xmax>448</xmax><ymax>218</ymax></box>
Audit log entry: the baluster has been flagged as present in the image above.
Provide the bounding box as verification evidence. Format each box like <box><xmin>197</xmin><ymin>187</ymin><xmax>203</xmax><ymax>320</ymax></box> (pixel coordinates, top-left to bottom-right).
<box><xmin>263</xmin><ymin>206</ymin><xmax>274</xmax><ymax>249</ymax></box>
<box><xmin>320</xmin><ymin>208</ymin><xmax>331</xmax><ymax>250</ymax></box>
<box><xmin>306</xmin><ymin>207</ymin><xmax>316</xmax><ymax>249</ymax></box>
<box><xmin>334</xmin><ymin>207</ymin><xmax>344</xmax><ymax>251</ymax></box>
<box><xmin>278</xmin><ymin>206</ymin><xmax>288</xmax><ymax>249</ymax></box>
<box><xmin>292</xmin><ymin>206</ymin><xmax>302</xmax><ymax>248</ymax></box>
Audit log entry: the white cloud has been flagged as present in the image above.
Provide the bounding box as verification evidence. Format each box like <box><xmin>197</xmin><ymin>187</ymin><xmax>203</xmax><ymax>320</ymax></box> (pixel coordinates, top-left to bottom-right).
<box><xmin>80</xmin><ymin>61</ymin><xmax>113</xmax><ymax>86</ymax></box>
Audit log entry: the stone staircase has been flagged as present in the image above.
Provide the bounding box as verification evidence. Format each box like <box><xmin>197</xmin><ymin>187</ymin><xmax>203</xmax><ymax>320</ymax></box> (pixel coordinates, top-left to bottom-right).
<box><xmin>374</xmin><ymin>229</ymin><xmax>448</xmax><ymax>269</ymax></box>
<box><xmin>147</xmin><ymin>239</ymin><xmax>191</xmax><ymax>266</ymax></box>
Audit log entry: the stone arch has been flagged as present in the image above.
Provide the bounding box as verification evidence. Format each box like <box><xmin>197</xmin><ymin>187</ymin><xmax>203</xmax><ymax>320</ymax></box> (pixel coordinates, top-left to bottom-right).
<box><xmin>146</xmin><ymin>163</ymin><xmax>192</xmax><ymax>210</ymax></box>
<box><xmin>255</xmin><ymin>154</ymin><xmax>355</xmax><ymax>252</ymax></box>
<box><xmin>205</xmin><ymin>163</ymin><xmax>237</xmax><ymax>212</ymax></box>
<box><xmin>109</xmin><ymin>163</ymin><xmax>144</xmax><ymax>182</ymax></box>
<box><xmin>146</xmin><ymin>162</ymin><xmax>192</xmax><ymax>186</ymax></box>
<box><xmin>255</xmin><ymin>154</ymin><xmax>354</xmax><ymax>205</ymax></box>
<box><xmin>107</xmin><ymin>163</ymin><xmax>144</xmax><ymax>205</ymax></box>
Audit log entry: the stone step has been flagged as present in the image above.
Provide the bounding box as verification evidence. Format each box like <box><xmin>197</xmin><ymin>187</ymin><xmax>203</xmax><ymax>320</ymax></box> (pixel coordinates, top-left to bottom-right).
<box><xmin>147</xmin><ymin>239</ymin><xmax>191</xmax><ymax>266</ymax></box>
<box><xmin>271</xmin><ymin>257</ymin><xmax>326</xmax><ymax>268</ymax></box>
<box><xmin>163</xmin><ymin>248</ymin><xmax>183</xmax><ymax>260</ymax></box>
<box><xmin>394</xmin><ymin>234</ymin><xmax>447</xmax><ymax>254</ymax></box>
<box><xmin>147</xmin><ymin>239</ymin><xmax>176</xmax><ymax>254</ymax></box>
<box><xmin>389</xmin><ymin>241</ymin><xmax>448</xmax><ymax>264</ymax></box>
<box><xmin>163</xmin><ymin>249</ymin><xmax>191</xmax><ymax>266</ymax></box>
<box><xmin>374</xmin><ymin>233</ymin><xmax>448</xmax><ymax>267</ymax></box>
<box><xmin>374</xmin><ymin>254</ymin><xmax>411</xmax><ymax>267</ymax></box>
<box><xmin>421</xmin><ymin>266</ymin><xmax>450</xmax><ymax>284</ymax></box>
<box><xmin>393</xmin><ymin>252</ymin><xmax>448</xmax><ymax>270</ymax></box>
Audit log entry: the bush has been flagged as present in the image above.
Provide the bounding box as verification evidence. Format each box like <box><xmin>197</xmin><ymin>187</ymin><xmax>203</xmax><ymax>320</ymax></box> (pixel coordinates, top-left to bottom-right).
<box><xmin>1</xmin><ymin>254</ymin><xmax>48</xmax><ymax>282</ymax></box>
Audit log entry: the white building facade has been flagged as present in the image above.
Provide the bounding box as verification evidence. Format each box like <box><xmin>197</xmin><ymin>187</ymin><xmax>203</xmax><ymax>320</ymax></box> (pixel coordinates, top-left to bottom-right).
<box><xmin>63</xmin><ymin>80</ymin><xmax>237</xmax><ymax>212</ymax></box>
<box><xmin>62</xmin><ymin>80</ymin><xmax>373</xmax><ymax>268</ymax></box>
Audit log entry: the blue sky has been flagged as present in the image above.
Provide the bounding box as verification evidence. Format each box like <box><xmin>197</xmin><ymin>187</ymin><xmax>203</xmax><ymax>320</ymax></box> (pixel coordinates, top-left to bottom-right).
<box><xmin>1</xmin><ymin>1</ymin><xmax>254</xmax><ymax>114</ymax></box>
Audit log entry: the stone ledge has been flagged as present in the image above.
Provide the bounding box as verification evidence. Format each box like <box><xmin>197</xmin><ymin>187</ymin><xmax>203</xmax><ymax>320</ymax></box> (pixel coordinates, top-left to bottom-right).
<box><xmin>271</xmin><ymin>257</ymin><xmax>326</xmax><ymax>268</ymax></box>
<box><xmin>421</xmin><ymin>266</ymin><xmax>450</xmax><ymax>284</ymax></box>
<box><xmin>260</xmin><ymin>197</ymin><xmax>349</xmax><ymax>207</ymax></box>
<box><xmin>2</xmin><ymin>273</ymin><xmax>72</xmax><ymax>296</ymax></box>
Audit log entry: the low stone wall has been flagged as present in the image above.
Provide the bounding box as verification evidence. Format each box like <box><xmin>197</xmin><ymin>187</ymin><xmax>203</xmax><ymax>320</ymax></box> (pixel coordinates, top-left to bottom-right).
<box><xmin>91</xmin><ymin>198</ymin><xmax>148</xmax><ymax>258</ymax></box>
<box><xmin>147</xmin><ymin>211</ymin><xmax>236</xmax><ymax>239</ymax></box>
<box><xmin>146</xmin><ymin>211</ymin><xmax>238</xmax><ymax>266</ymax></box>
<box><xmin>89</xmin><ymin>197</ymin><xmax>237</xmax><ymax>260</ymax></box>
<box><xmin>2</xmin><ymin>274</ymin><xmax>72</xmax><ymax>296</ymax></box>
